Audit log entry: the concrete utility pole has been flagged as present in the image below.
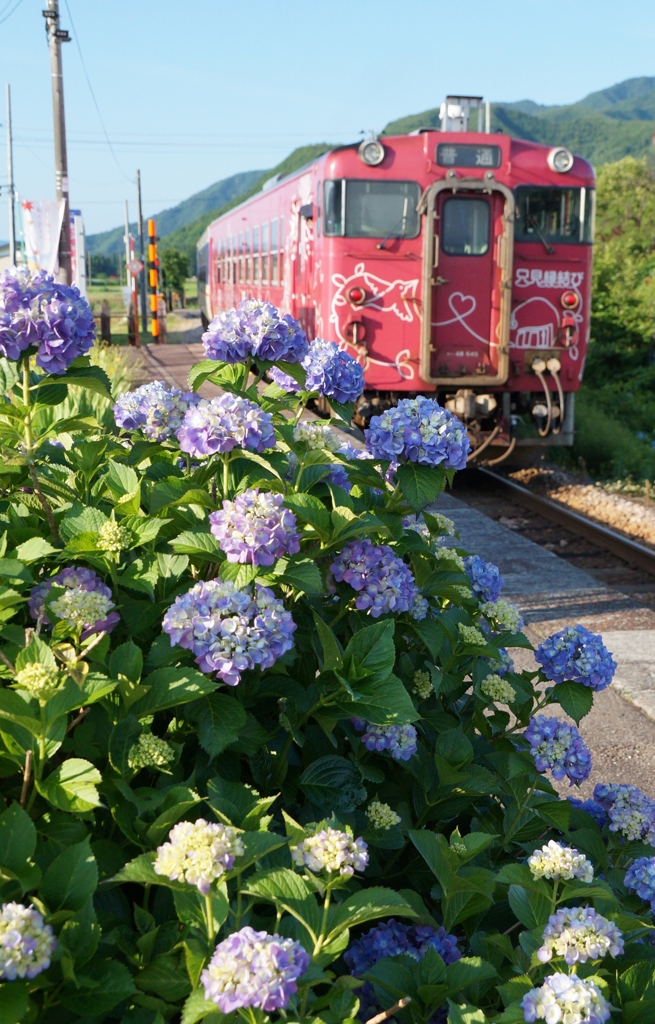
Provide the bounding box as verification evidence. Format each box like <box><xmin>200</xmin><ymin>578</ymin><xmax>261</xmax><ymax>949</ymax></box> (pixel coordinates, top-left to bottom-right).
<box><xmin>43</xmin><ymin>0</ymin><xmax>71</xmax><ymax>284</ymax></box>
<box><xmin>6</xmin><ymin>84</ymin><xmax>16</xmax><ymax>266</ymax></box>
<box><xmin>136</xmin><ymin>170</ymin><xmax>148</xmax><ymax>334</ymax></box>
<box><xmin>123</xmin><ymin>200</ymin><xmax>131</xmax><ymax>288</ymax></box>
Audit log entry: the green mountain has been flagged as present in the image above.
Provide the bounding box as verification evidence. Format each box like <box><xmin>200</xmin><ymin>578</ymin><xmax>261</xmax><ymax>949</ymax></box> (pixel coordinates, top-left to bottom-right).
<box><xmin>383</xmin><ymin>76</ymin><xmax>655</xmax><ymax>167</ymax></box>
<box><xmin>87</xmin><ymin>169</ymin><xmax>264</xmax><ymax>256</ymax></box>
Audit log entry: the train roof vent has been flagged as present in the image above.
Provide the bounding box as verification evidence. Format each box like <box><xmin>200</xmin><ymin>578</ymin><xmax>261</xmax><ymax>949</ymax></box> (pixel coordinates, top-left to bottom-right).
<box><xmin>261</xmin><ymin>173</ymin><xmax>282</xmax><ymax>192</ymax></box>
<box><xmin>409</xmin><ymin>127</ymin><xmax>438</xmax><ymax>135</ymax></box>
<box><xmin>440</xmin><ymin>96</ymin><xmax>489</xmax><ymax>133</ymax></box>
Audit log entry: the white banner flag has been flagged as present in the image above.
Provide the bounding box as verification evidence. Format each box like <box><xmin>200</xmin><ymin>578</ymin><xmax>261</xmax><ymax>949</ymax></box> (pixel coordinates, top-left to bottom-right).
<box><xmin>70</xmin><ymin>209</ymin><xmax>87</xmax><ymax>297</ymax></box>
<box><xmin>21</xmin><ymin>199</ymin><xmax>65</xmax><ymax>275</ymax></box>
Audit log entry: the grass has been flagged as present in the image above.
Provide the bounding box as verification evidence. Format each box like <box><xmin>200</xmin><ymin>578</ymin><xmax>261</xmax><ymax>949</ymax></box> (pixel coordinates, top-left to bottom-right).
<box><xmin>553</xmin><ymin>390</ymin><xmax>655</xmax><ymax>483</ymax></box>
<box><xmin>86</xmin><ymin>278</ymin><xmax>200</xmax><ymax>347</ymax></box>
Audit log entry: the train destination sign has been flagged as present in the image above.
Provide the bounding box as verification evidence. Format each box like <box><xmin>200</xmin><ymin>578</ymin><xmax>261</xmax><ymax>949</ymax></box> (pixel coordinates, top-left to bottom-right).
<box><xmin>436</xmin><ymin>143</ymin><xmax>502</xmax><ymax>168</ymax></box>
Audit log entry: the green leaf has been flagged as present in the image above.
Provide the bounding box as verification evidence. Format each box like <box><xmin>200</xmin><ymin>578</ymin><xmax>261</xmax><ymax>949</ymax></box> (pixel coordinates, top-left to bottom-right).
<box><xmin>108</xmin><ymin>715</ymin><xmax>142</xmax><ymax>774</ymax></box>
<box><xmin>410</xmin><ymin>830</ymin><xmax>458</xmax><ymax>887</ymax></box>
<box><xmin>105</xmin><ymin>459</ymin><xmax>139</xmax><ymax>498</ymax></box>
<box><xmin>181</xmin><ymin>988</ymin><xmax>225</xmax><ymax>1024</ymax></box>
<box><xmin>14</xmin><ymin>536</ymin><xmax>58</xmax><ymax>563</ymax></box>
<box><xmin>552</xmin><ymin>681</ymin><xmax>594</xmax><ymax>724</ymax></box>
<box><xmin>397</xmin><ymin>462</ymin><xmax>447</xmax><ymax>510</ymax></box>
<box><xmin>447</xmin><ymin>1001</ymin><xmax>489</xmax><ymax>1024</ymax></box>
<box><xmin>174</xmin><ymin>884</ymin><xmax>229</xmax><ymax>934</ymax></box>
<box><xmin>136</xmin><ymin>953</ymin><xmax>192</xmax><ymax>1003</ymax></box>
<box><xmin>0</xmin><ymin>979</ymin><xmax>28</xmax><ymax>1024</ymax></box>
<box><xmin>34</xmin><ymin>381</ymin><xmax>68</xmax><ymax>406</ymax></box>
<box><xmin>336</xmin><ymin>673</ymin><xmax>417</xmax><ymax>726</ymax></box>
<box><xmin>271</xmin><ymin>556</ymin><xmax>324</xmax><ymax>594</ymax></box>
<box><xmin>206</xmin><ymin>777</ymin><xmax>277</xmax><ymax>829</ymax></box>
<box><xmin>109</xmin><ymin>640</ymin><xmax>143</xmax><ymax>684</ymax></box>
<box><xmin>169</xmin><ymin>529</ymin><xmax>223</xmax><ymax>560</ymax></box>
<box><xmin>0</xmin><ymin>357</ymin><xmax>20</xmax><ymax>396</ymax></box>
<box><xmin>145</xmin><ymin>787</ymin><xmax>202</xmax><ymax>845</ymax></box>
<box><xmin>508</xmin><ymin>884</ymin><xmax>551</xmax><ymax>929</ymax></box>
<box><xmin>446</xmin><ymin>957</ymin><xmax>498</xmax><ymax>996</ymax></box>
<box><xmin>191</xmin><ymin>694</ymin><xmax>247</xmax><ymax>758</ymax></box>
<box><xmin>412</xmin><ymin>618</ymin><xmax>447</xmax><ymax>660</ymax></box>
<box><xmin>41</xmin><ymin>837</ymin><xmax>98</xmax><ymax>912</ymax></box>
<box><xmin>36</xmin><ymin>758</ymin><xmax>102</xmax><ymax>814</ymax></box>
<box><xmin>59</xmin><ymin>503</ymin><xmax>108</xmax><ymax>540</ymax></box>
<box><xmin>344</xmin><ymin>620</ymin><xmax>396</xmax><ymax>684</ymax></box>
<box><xmin>243</xmin><ymin>867</ymin><xmax>320</xmax><ymax>941</ymax></box>
<box><xmin>299</xmin><ymin>755</ymin><xmax>366</xmax><ymax>813</ymax></box>
<box><xmin>0</xmin><ymin>803</ymin><xmax>36</xmax><ymax>875</ymax></box>
<box><xmin>131</xmin><ymin>666</ymin><xmax>219</xmax><ymax>717</ymax></box>
<box><xmin>312</xmin><ymin>611</ymin><xmax>344</xmax><ymax>670</ymax></box>
<box><xmin>62</xmin><ymin>364</ymin><xmax>113</xmax><ymax>399</ymax></box>
<box><xmin>283</xmin><ymin>492</ymin><xmax>331</xmax><ymax>539</ymax></box>
<box><xmin>58</xmin><ymin>897</ymin><xmax>100</xmax><ymax>967</ymax></box>
<box><xmin>59</xmin><ymin>960</ymin><xmax>137</xmax><ymax>1015</ymax></box>
<box><xmin>326</xmin><ymin>887</ymin><xmax>418</xmax><ymax>942</ymax></box>
<box><xmin>15</xmin><ymin>635</ymin><xmax>56</xmax><ymax>672</ymax></box>
<box><xmin>238</xmin><ymin>830</ymin><xmax>290</xmax><ymax>871</ymax></box>
<box><xmin>112</xmin><ymin>852</ymin><xmax>172</xmax><ymax>887</ymax></box>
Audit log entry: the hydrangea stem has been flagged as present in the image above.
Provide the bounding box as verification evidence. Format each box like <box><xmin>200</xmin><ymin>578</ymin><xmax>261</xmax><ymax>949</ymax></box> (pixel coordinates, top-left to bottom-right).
<box><xmin>222</xmin><ymin>452</ymin><xmax>230</xmax><ymax>499</ymax></box>
<box><xmin>21</xmin><ymin>353</ymin><xmax>61</xmax><ymax>543</ymax></box>
<box><xmin>204</xmin><ymin>892</ymin><xmax>216</xmax><ymax>943</ymax></box>
<box><xmin>312</xmin><ymin>886</ymin><xmax>332</xmax><ymax>956</ymax></box>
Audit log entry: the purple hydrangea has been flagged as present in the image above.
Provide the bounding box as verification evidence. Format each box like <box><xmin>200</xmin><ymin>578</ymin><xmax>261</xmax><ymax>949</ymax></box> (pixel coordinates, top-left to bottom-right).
<box><xmin>302</xmin><ymin>339</ymin><xmax>365</xmax><ymax>403</ymax></box>
<box><xmin>364</xmin><ymin>396</ymin><xmax>470</xmax><ymax>469</ymax></box>
<box><xmin>177</xmin><ymin>393</ymin><xmax>275</xmax><ymax>458</ymax></box>
<box><xmin>203</xmin><ymin>300</ymin><xmax>308</xmax><ymax>364</ymax></box>
<box><xmin>0</xmin><ymin>266</ymin><xmax>95</xmax><ymax>371</ymax></box>
<box><xmin>330</xmin><ymin>538</ymin><xmax>422</xmax><ymax>618</ymax></box>
<box><xmin>353</xmin><ymin>719</ymin><xmax>418</xmax><ymax>761</ymax></box>
<box><xmin>269</xmin><ymin>365</ymin><xmax>301</xmax><ymax>392</ymax></box>
<box><xmin>344</xmin><ymin>920</ymin><xmax>460</xmax><ymax>1020</ymax></box>
<box><xmin>625</xmin><ymin>857</ymin><xmax>655</xmax><ymax>911</ymax></box>
<box><xmin>521</xmin><ymin>974</ymin><xmax>610</xmax><ymax>1024</ymax></box>
<box><xmin>524</xmin><ymin>715</ymin><xmax>592</xmax><ymax>786</ymax></box>
<box><xmin>535</xmin><ymin>625</ymin><xmax>617</xmax><ymax>692</ymax></box>
<box><xmin>209</xmin><ymin>488</ymin><xmax>301</xmax><ymax>567</ymax></box>
<box><xmin>113</xmin><ymin>380</ymin><xmax>201</xmax><ymax>441</ymax></box>
<box><xmin>29</xmin><ymin>566</ymin><xmax>119</xmax><ymax>639</ymax></box>
<box><xmin>568</xmin><ymin>797</ymin><xmax>608</xmax><ymax>829</ymax></box>
<box><xmin>537</xmin><ymin>906</ymin><xmax>623</xmax><ymax>965</ymax></box>
<box><xmin>0</xmin><ymin>902</ymin><xmax>56</xmax><ymax>980</ymax></box>
<box><xmin>463</xmin><ymin>555</ymin><xmax>504</xmax><ymax>602</ymax></box>
<box><xmin>162</xmin><ymin>578</ymin><xmax>296</xmax><ymax>686</ymax></box>
<box><xmin>201</xmin><ymin>926</ymin><xmax>309</xmax><ymax>1013</ymax></box>
<box><xmin>593</xmin><ymin>783</ymin><xmax>655</xmax><ymax>845</ymax></box>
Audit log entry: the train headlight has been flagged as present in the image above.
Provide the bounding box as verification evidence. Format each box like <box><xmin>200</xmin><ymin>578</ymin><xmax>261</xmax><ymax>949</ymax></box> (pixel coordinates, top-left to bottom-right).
<box><xmin>548</xmin><ymin>147</ymin><xmax>574</xmax><ymax>173</ymax></box>
<box><xmin>561</xmin><ymin>290</ymin><xmax>580</xmax><ymax>310</ymax></box>
<box><xmin>358</xmin><ymin>139</ymin><xmax>385</xmax><ymax>166</ymax></box>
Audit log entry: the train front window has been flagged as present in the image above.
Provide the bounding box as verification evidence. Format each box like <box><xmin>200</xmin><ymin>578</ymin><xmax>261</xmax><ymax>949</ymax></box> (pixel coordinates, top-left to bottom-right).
<box><xmin>514</xmin><ymin>186</ymin><xmax>594</xmax><ymax>244</ymax></box>
<box><xmin>441</xmin><ymin>197</ymin><xmax>490</xmax><ymax>256</ymax></box>
<box><xmin>323</xmin><ymin>179</ymin><xmax>420</xmax><ymax>238</ymax></box>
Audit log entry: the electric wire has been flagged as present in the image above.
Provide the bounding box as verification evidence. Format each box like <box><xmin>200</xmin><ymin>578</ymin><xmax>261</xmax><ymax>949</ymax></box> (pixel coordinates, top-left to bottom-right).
<box><xmin>0</xmin><ymin>0</ymin><xmax>24</xmax><ymax>26</ymax></box>
<box><xmin>62</xmin><ymin>0</ymin><xmax>133</xmax><ymax>183</ymax></box>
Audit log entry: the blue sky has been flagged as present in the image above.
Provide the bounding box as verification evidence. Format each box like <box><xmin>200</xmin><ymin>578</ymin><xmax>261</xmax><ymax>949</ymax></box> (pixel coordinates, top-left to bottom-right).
<box><xmin>1</xmin><ymin>0</ymin><xmax>654</xmax><ymax>235</ymax></box>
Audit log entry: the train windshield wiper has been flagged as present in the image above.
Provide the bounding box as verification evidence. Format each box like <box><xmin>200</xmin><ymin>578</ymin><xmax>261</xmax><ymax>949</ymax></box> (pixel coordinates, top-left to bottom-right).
<box><xmin>527</xmin><ymin>214</ymin><xmax>555</xmax><ymax>255</ymax></box>
<box><xmin>376</xmin><ymin>197</ymin><xmax>410</xmax><ymax>250</ymax></box>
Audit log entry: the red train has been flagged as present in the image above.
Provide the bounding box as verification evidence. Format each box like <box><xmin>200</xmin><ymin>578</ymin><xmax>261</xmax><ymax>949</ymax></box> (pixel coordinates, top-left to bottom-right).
<box><xmin>197</xmin><ymin>96</ymin><xmax>595</xmax><ymax>459</ymax></box>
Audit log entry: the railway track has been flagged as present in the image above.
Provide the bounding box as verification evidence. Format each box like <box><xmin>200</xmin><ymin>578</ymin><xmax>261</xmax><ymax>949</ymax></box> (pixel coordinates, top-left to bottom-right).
<box><xmin>452</xmin><ymin>468</ymin><xmax>655</xmax><ymax>607</ymax></box>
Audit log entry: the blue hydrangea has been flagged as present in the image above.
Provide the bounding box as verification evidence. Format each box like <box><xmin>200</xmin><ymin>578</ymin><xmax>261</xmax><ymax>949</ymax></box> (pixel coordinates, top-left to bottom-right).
<box><xmin>463</xmin><ymin>555</ymin><xmax>504</xmax><ymax>602</ymax></box>
<box><xmin>352</xmin><ymin>719</ymin><xmax>418</xmax><ymax>761</ymax></box>
<box><xmin>625</xmin><ymin>857</ymin><xmax>655</xmax><ymax>911</ymax></box>
<box><xmin>364</xmin><ymin>396</ymin><xmax>470</xmax><ymax>469</ymax></box>
<box><xmin>330</xmin><ymin>539</ymin><xmax>422</xmax><ymax>618</ymax></box>
<box><xmin>535</xmin><ymin>625</ymin><xmax>617</xmax><ymax>691</ymax></box>
<box><xmin>568</xmin><ymin>797</ymin><xmax>608</xmax><ymax>829</ymax></box>
<box><xmin>203</xmin><ymin>300</ymin><xmax>307</xmax><ymax>364</ymax></box>
<box><xmin>209</xmin><ymin>489</ymin><xmax>300</xmax><ymax>567</ymax></box>
<box><xmin>114</xmin><ymin>381</ymin><xmax>200</xmax><ymax>441</ymax></box>
<box><xmin>177</xmin><ymin>393</ymin><xmax>275</xmax><ymax>457</ymax></box>
<box><xmin>269</xmin><ymin>365</ymin><xmax>301</xmax><ymax>392</ymax></box>
<box><xmin>524</xmin><ymin>715</ymin><xmax>592</xmax><ymax>786</ymax></box>
<box><xmin>302</xmin><ymin>339</ymin><xmax>365</xmax><ymax>403</ymax></box>
<box><xmin>594</xmin><ymin>783</ymin><xmax>655</xmax><ymax>845</ymax></box>
<box><xmin>201</xmin><ymin>926</ymin><xmax>309</xmax><ymax>1013</ymax></box>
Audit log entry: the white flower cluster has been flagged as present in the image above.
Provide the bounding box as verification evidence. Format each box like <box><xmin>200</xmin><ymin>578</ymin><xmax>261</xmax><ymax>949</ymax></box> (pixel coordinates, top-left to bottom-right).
<box><xmin>433</xmin><ymin>547</ymin><xmax>465</xmax><ymax>571</ymax></box>
<box><xmin>50</xmin><ymin>588</ymin><xmax>114</xmax><ymax>632</ymax></box>
<box><xmin>293</xmin><ymin>421</ymin><xmax>341</xmax><ymax>451</ymax></box>
<box><xmin>14</xmin><ymin>663</ymin><xmax>61</xmax><ymax>702</ymax></box>
<box><xmin>154</xmin><ymin>819</ymin><xmax>245</xmax><ymax>894</ymax></box>
<box><xmin>98</xmin><ymin>519</ymin><xmax>133</xmax><ymax>553</ymax></box>
<box><xmin>430</xmin><ymin>512</ymin><xmax>456</xmax><ymax>537</ymax></box>
<box><xmin>522</xmin><ymin>974</ymin><xmax>610</xmax><ymax>1024</ymax></box>
<box><xmin>366</xmin><ymin>801</ymin><xmax>401</xmax><ymax>830</ymax></box>
<box><xmin>291</xmin><ymin>826</ymin><xmax>368</xmax><ymax>876</ymax></box>
<box><xmin>128</xmin><ymin>733</ymin><xmax>175</xmax><ymax>770</ymax></box>
<box><xmin>412</xmin><ymin>669</ymin><xmax>433</xmax><ymax>700</ymax></box>
<box><xmin>481</xmin><ymin>599</ymin><xmax>523</xmax><ymax>633</ymax></box>
<box><xmin>480</xmin><ymin>673</ymin><xmax>516</xmax><ymax>705</ymax></box>
<box><xmin>452</xmin><ymin>584</ymin><xmax>472</xmax><ymax>599</ymax></box>
<box><xmin>528</xmin><ymin>840</ymin><xmax>594</xmax><ymax>883</ymax></box>
<box><xmin>458</xmin><ymin>623</ymin><xmax>486</xmax><ymax>646</ymax></box>
<box><xmin>0</xmin><ymin>902</ymin><xmax>56</xmax><ymax>980</ymax></box>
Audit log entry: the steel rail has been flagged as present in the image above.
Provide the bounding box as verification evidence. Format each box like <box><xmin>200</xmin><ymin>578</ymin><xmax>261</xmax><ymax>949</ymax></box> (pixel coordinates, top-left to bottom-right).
<box><xmin>474</xmin><ymin>467</ymin><xmax>655</xmax><ymax>578</ymax></box>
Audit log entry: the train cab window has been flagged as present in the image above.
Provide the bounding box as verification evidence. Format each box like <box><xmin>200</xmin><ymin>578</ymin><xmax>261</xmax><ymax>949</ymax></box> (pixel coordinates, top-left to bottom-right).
<box><xmin>253</xmin><ymin>226</ymin><xmax>259</xmax><ymax>283</ymax></box>
<box><xmin>514</xmin><ymin>186</ymin><xmax>594</xmax><ymax>245</ymax></box>
<box><xmin>197</xmin><ymin>244</ymin><xmax>208</xmax><ymax>284</ymax></box>
<box><xmin>441</xmin><ymin>197</ymin><xmax>490</xmax><ymax>256</ymax></box>
<box><xmin>271</xmin><ymin>219</ymin><xmax>279</xmax><ymax>285</ymax></box>
<box><xmin>324</xmin><ymin>179</ymin><xmax>420</xmax><ymax>238</ymax></box>
<box><xmin>262</xmin><ymin>222</ymin><xmax>269</xmax><ymax>285</ymax></box>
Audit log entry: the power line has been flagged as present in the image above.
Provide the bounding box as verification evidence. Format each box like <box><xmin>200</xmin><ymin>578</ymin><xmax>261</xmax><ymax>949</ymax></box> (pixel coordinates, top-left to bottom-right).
<box><xmin>61</xmin><ymin>0</ymin><xmax>133</xmax><ymax>183</ymax></box>
<box><xmin>0</xmin><ymin>0</ymin><xmax>24</xmax><ymax>26</ymax></box>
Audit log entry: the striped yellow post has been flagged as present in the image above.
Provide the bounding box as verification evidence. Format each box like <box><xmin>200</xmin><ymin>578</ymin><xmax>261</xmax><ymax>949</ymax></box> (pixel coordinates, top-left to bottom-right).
<box><xmin>148</xmin><ymin>218</ymin><xmax>160</xmax><ymax>339</ymax></box>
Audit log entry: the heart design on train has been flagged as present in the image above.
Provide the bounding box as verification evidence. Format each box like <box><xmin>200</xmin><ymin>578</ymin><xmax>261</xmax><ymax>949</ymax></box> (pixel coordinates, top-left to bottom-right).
<box><xmin>448</xmin><ymin>292</ymin><xmax>476</xmax><ymax>319</ymax></box>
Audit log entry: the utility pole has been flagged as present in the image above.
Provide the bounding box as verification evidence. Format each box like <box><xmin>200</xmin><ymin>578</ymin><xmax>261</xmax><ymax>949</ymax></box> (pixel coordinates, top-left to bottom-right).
<box><xmin>43</xmin><ymin>1</ymin><xmax>71</xmax><ymax>284</ymax></box>
<box><xmin>123</xmin><ymin>200</ymin><xmax>131</xmax><ymax>288</ymax></box>
<box><xmin>136</xmin><ymin>170</ymin><xmax>148</xmax><ymax>334</ymax></box>
<box><xmin>6</xmin><ymin>84</ymin><xmax>16</xmax><ymax>266</ymax></box>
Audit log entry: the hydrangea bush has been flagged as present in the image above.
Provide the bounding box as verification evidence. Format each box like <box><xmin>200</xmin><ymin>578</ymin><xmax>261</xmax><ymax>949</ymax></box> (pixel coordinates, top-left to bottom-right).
<box><xmin>0</xmin><ymin>285</ymin><xmax>653</xmax><ymax>1023</ymax></box>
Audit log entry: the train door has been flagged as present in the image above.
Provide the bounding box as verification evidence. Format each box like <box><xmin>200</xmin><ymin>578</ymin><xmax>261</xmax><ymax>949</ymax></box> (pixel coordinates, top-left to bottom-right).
<box><xmin>419</xmin><ymin>180</ymin><xmax>514</xmax><ymax>386</ymax></box>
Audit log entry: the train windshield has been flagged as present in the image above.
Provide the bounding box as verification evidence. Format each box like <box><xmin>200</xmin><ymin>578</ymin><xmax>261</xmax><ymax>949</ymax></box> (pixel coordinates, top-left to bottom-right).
<box><xmin>514</xmin><ymin>186</ymin><xmax>595</xmax><ymax>245</ymax></box>
<box><xmin>324</xmin><ymin>180</ymin><xmax>420</xmax><ymax>238</ymax></box>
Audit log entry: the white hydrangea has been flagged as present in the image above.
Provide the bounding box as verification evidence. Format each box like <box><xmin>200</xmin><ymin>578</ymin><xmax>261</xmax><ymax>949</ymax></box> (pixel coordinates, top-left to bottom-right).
<box><xmin>457</xmin><ymin>623</ymin><xmax>486</xmax><ymax>646</ymax></box>
<box><xmin>291</xmin><ymin>826</ymin><xmax>368</xmax><ymax>876</ymax></box>
<box><xmin>128</xmin><ymin>733</ymin><xmax>175</xmax><ymax>770</ymax></box>
<box><xmin>528</xmin><ymin>840</ymin><xmax>594</xmax><ymax>883</ymax></box>
<box><xmin>430</xmin><ymin>512</ymin><xmax>456</xmax><ymax>537</ymax></box>
<box><xmin>412</xmin><ymin>669</ymin><xmax>433</xmax><ymax>700</ymax></box>
<box><xmin>98</xmin><ymin>519</ymin><xmax>133</xmax><ymax>553</ymax></box>
<box><xmin>452</xmin><ymin>584</ymin><xmax>472</xmax><ymax>599</ymax></box>
<box><xmin>481</xmin><ymin>599</ymin><xmax>523</xmax><ymax>633</ymax></box>
<box><xmin>293</xmin><ymin>421</ymin><xmax>341</xmax><ymax>451</ymax></box>
<box><xmin>0</xmin><ymin>903</ymin><xmax>56</xmax><ymax>980</ymax></box>
<box><xmin>366</xmin><ymin>801</ymin><xmax>401</xmax><ymax>830</ymax></box>
<box><xmin>480</xmin><ymin>673</ymin><xmax>516</xmax><ymax>704</ymax></box>
<box><xmin>14</xmin><ymin>663</ymin><xmax>61</xmax><ymax>702</ymax></box>
<box><xmin>433</xmin><ymin>547</ymin><xmax>465</xmax><ymax>571</ymax></box>
<box><xmin>154</xmin><ymin>819</ymin><xmax>245</xmax><ymax>894</ymax></box>
<box><xmin>50</xmin><ymin>588</ymin><xmax>114</xmax><ymax>631</ymax></box>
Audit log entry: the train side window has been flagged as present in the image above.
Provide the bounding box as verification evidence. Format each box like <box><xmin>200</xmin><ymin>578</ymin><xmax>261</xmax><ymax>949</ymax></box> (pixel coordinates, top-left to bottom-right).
<box><xmin>271</xmin><ymin>219</ymin><xmax>279</xmax><ymax>286</ymax></box>
<box><xmin>316</xmin><ymin>183</ymin><xmax>321</xmax><ymax>236</ymax></box>
<box><xmin>279</xmin><ymin>216</ymin><xmax>284</xmax><ymax>282</ymax></box>
<box><xmin>232</xmin><ymin>234</ymin><xmax>237</xmax><ymax>284</ymax></box>
<box><xmin>514</xmin><ymin>186</ymin><xmax>594</xmax><ymax>245</ymax></box>
<box><xmin>253</xmin><ymin>226</ymin><xmax>259</xmax><ymax>284</ymax></box>
<box><xmin>245</xmin><ymin>228</ymin><xmax>251</xmax><ymax>284</ymax></box>
<box><xmin>262</xmin><ymin>222</ymin><xmax>269</xmax><ymax>285</ymax></box>
<box><xmin>324</xmin><ymin>180</ymin><xmax>344</xmax><ymax>235</ymax></box>
<box><xmin>217</xmin><ymin>241</ymin><xmax>222</xmax><ymax>284</ymax></box>
<box><xmin>197</xmin><ymin>244</ymin><xmax>208</xmax><ymax>284</ymax></box>
<box><xmin>441</xmin><ymin>197</ymin><xmax>490</xmax><ymax>256</ymax></box>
